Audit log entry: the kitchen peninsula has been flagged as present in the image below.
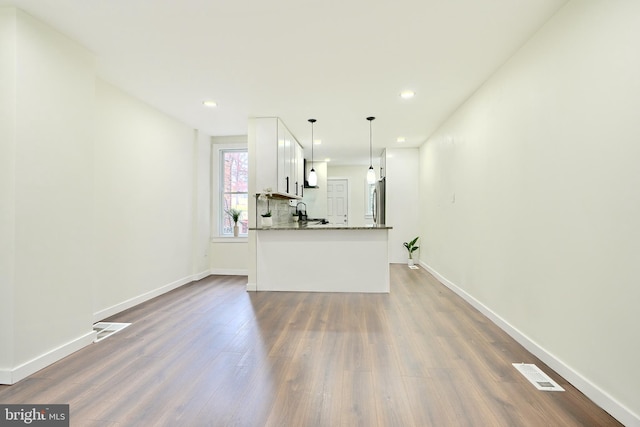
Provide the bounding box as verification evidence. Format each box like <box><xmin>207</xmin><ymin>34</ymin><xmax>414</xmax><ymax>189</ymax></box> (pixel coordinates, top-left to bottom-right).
<box><xmin>250</xmin><ymin>224</ymin><xmax>392</xmax><ymax>293</ymax></box>
<box><xmin>248</xmin><ymin>116</ymin><xmax>392</xmax><ymax>293</ymax></box>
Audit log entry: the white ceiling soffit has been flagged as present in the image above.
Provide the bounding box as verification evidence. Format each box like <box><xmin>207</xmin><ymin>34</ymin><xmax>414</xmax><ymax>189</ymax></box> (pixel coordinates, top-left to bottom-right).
<box><xmin>2</xmin><ymin>0</ymin><xmax>567</xmax><ymax>165</ymax></box>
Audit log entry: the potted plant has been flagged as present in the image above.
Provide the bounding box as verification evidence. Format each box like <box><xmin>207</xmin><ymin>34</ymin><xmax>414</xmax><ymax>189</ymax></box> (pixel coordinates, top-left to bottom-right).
<box><xmin>403</xmin><ymin>236</ymin><xmax>419</xmax><ymax>266</ymax></box>
<box><xmin>225</xmin><ymin>208</ymin><xmax>242</xmax><ymax>237</ymax></box>
<box><xmin>261</xmin><ymin>211</ymin><xmax>272</xmax><ymax>227</ymax></box>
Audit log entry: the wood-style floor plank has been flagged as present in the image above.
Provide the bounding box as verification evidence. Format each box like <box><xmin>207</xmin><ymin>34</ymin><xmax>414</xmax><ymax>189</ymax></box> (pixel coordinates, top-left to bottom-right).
<box><xmin>0</xmin><ymin>267</ymin><xmax>623</xmax><ymax>426</ymax></box>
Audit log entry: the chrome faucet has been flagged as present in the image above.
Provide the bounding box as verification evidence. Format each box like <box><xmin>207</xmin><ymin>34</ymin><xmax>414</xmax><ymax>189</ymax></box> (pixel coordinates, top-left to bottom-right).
<box><xmin>296</xmin><ymin>202</ymin><xmax>307</xmax><ymax>221</ymax></box>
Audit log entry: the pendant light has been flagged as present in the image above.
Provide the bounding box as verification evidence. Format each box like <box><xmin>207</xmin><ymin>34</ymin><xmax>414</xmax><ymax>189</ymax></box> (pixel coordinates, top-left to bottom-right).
<box><xmin>366</xmin><ymin>116</ymin><xmax>376</xmax><ymax>184</ymax></box>
<box><xmin>307</xmin><ymin>119</ymin><xmax>318</xmax><ymax>187</ymax></box>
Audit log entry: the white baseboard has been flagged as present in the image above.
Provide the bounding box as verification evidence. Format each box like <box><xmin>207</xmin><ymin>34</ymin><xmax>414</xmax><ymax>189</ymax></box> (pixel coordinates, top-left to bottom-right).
<box><xmin>0</xmin><ymin>370</ymin><xmax>9</xmax><ymax>385</ymax></box>
<box><xmin>210</xmin><ymin>268</ymin><xmax>248</xmax><ymax>276</ymax></box>
<box><xmin>192</xmin><ymin>269</ymin><xmax>212</xmax><ymax>281</ymax></box>
<box><xmin>93</xmin><ymin>272</ymin><xmax>210</xmax><ymax>323</ymax></box>
<box><xmin>0</xmin><ymin>330</ymin><xmax>96</xmax><ymax>385</ymax></box>
<box><xmin>2</xmin><ymin>272</ymin><xmax>215</xmax><ymax>385</ymax></box>
<box><xmin>420</xmin><ymin>261</ymin><xmax>639</xmax><ymax>427</ymax></box>
<box><xmin>246</xmin><ymin>281</ymin><xmax>257</xmax><ymax>292</ymax></box>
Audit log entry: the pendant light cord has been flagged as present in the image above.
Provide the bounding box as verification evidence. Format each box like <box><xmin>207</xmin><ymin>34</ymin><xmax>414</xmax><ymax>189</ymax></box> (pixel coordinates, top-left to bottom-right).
<box><xmin>369</xmin><ymin>120</ymin><xmax>372</xmax><ymax>167</ymax></box>
<box><xmin>367</xmin><ymin>116</ymin><xmax>375</xmax><ymax>167</ymax></box>
<box><xmin>311</xmin><ymin>122</ymin><xmax>313</xmax><ymax>169</ymax></box>
<box><xmin>308</xmin><ymin>118</ymin><xmax>316</xmax><ymax>168</ymax></box>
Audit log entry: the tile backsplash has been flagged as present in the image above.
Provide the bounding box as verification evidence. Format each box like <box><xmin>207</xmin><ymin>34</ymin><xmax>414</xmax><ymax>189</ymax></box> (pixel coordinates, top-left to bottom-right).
<box><xmin>257</xmin><ymin>197</ymin><xmax>297</xmax><ymax>226</ymax></box>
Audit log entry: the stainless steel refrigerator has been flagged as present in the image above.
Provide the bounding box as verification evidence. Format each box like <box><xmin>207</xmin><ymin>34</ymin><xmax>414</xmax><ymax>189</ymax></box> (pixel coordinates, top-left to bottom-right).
<box><xmin>373</xmin><ymin>177</ymin><xmax>386</xmax><ymax>225</ymax></box>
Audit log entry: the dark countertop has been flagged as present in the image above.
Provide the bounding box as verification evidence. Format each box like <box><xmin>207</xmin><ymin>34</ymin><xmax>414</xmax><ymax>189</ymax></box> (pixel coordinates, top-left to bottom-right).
<box><xmin>250</xmin><ymin>223</ymin><xmax>392</xmax><ymax>231</ymax></box>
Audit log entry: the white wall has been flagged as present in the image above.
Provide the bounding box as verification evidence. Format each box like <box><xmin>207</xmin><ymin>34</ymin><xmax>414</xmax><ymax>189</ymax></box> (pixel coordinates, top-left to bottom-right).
<box><xmin>0</xmin><ymin>7</ymin><xmax>17</xmax><ymax>378</ymax></box>
<box><xmin>1</xmin><ymin>8</ymin><xmax>96</xmax><ymax>382</ymax></box>
<box><xmin>1</xmin><ymin>8</ymin><xmax>213</xmax><ymax>383</ymax></box>
<box><xmin>384</xmin><ymin>148</ymin><xmax>420</xmax><ymax>263</ymax></box>
<box><xmin>210</xmin><ymin>242</ymin><xmax>248</xmax><ymax>275</ymax></box>
<box><xmin>93</xmin><ymin>79</ymin><xmax>210</xmax><ymax>320</ymax></box>
<box><xmin>193</xmin><ymin>130</ymin><xmax>212</xmax><ymax>276</ymax></box>
<box><xmin>419</xmin><ymin>1</ymin><xmax>640</xmax><ymax>424</ymax></box>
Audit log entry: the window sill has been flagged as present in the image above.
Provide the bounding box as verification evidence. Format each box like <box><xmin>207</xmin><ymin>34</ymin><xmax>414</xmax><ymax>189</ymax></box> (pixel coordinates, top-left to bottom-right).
<box><xmin>211</xmin><ymin>236</ymin><xmax>248</xmax><ymax>243</ymax></box>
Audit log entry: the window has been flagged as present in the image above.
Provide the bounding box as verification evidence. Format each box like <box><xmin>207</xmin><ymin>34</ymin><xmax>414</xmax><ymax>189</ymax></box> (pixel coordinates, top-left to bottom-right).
<box><xmin>220</xmin><ymin>149</ymin><xmax>248</xmax><ymax>236</ymax></box>
<box><xmin>365</xmin><ymin>182</ymin><xmax>375</xmax><ymax>218</ymax></box>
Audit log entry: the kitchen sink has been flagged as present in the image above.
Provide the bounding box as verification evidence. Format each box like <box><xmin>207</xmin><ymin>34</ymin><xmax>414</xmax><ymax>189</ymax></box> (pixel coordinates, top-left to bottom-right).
<box><xmin>299</xmin><ymin>218</ymin><xmax>329</xmax><ymax>227</ymax></box>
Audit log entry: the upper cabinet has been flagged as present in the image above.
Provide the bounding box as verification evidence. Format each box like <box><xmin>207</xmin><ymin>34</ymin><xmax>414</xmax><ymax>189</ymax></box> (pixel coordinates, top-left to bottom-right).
<box><xmin>253</xmin><ymin>117</ymin><xmax>304</xmax><ymax>199</ymax></box>
<box><xmin>295</xmin><ymin>143</ymin><xmax>304</xmax><ymax>196</ymax></box>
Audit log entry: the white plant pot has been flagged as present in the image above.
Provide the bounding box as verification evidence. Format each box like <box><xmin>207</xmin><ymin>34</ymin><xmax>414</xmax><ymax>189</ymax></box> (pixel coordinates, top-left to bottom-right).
<box><xmin>233</xmin><ymin>224</ymin><xmax>239</xmax><ymax>237</ymax></box>
<box><xmin>261</xmin><ymin>217</ymin><xmax>272</xmax><ymax>227</ymax></box>
<box><xmin>408</xmin><ymin>258</ymin><xmax>415</xmax><ymax>266</ymax></box>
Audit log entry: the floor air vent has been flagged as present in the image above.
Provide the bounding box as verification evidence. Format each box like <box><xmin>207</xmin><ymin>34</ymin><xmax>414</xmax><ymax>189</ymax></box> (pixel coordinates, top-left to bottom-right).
<box><xmin>513</xmin><ymin>363</ymin><xmax>565</xmax><ymax>391</ymax></box>
<box><xmin>93</xmin><ymin>322</ymin><xmax>131</xmax><ymax>342</ymax></box>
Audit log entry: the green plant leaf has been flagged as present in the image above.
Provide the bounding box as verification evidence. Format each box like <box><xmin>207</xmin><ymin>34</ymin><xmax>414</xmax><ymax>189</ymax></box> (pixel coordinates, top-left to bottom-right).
<box><xmin>225</xmin><ymin>208</ymin><xmax>242</xmax><ymax>223</ymax></box>
<box><xmin>403</xmin><ymin>237</ymin><xmax>420</xmax><ymax>255</ymax></box>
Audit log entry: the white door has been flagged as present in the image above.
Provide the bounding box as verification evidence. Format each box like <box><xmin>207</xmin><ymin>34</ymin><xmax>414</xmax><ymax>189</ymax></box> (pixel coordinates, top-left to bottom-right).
<box><xmin>327</xmin><ymin>179</ymin><xmax>348</xmax><ymax>225</ymax></box>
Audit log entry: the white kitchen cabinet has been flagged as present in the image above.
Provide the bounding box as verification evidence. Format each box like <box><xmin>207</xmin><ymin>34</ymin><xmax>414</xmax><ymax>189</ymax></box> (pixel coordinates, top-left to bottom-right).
<box><xmin>295</xmin><ymin>143</ymin><xmax>304</xmax><ymax>197</ymax></box>
<box><xmin>277</xmin><ymin>122</ymin><xmax>286</xmax><ymax>193</ymax></box>
<box><xmin>253</xmin><ymin>117</ymin><xmax>303</xmax><ymax>199</ymax></box>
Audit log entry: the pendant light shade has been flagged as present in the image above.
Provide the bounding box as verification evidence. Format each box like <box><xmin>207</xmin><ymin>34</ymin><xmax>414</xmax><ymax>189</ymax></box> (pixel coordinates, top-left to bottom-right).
<box><xmin>367</xmin><ymin>166</ymin><xmax>376</xmax><ymax>184</ymax></box>
<box><xmin>366</xmin><ymin>116</ymin><xmax>376</xmax><ymax>184</ymax></box>
<box><xmin>308</xmin><ymin>167</ymin><xmax>318</xmax><ymax>187</ymax></box>
<box><xmin>307</xmin><ymin>119</ymin><xmax>318</xmax><ymax>187</ymax></box>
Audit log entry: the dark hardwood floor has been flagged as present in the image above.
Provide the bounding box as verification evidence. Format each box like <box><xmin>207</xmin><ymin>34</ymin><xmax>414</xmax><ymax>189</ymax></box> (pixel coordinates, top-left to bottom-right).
<box><xmin>0</xmin><ymin>265</ymin><xmax>622</xmax><ymax>426</ymax></box>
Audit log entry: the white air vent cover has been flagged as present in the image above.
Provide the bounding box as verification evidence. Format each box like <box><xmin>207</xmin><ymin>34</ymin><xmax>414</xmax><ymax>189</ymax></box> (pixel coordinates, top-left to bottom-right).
<box><xmin>93</xmin><ymin>322</ymin><xmax>131</xmax><ymax>342</ymax></box>
<box><xmin>513</xmin><ymin>363</ymin><xmax>565</xmax><ymax>391</ymax></box>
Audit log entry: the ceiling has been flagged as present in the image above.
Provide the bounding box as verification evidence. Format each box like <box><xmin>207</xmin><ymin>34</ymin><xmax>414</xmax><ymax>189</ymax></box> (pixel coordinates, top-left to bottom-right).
<box><xmin>2</xmin><ymin>0</ymin><xmax>567</xmax><ymax>165</ymax></box>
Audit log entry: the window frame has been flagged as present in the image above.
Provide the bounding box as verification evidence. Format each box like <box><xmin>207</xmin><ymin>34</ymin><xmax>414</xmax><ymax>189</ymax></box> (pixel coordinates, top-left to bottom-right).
<box><xmin>216</xmin><ymin>145</ymin><xmax>249</xmax><ymax>239</ymax></box>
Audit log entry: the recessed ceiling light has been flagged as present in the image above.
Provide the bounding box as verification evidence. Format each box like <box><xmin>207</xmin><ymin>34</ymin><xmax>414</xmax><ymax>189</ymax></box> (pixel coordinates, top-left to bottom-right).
<box><xmin>324</xmin><ymin>158</ymin><xmax>331</xmax><ymax>162</ymax></box>
<box><xmin>396</xmin><ymin>137</ymin><xmax>406</xmax><ymax>143</ymax></box>
<box><xmin>400</xmin><ymin>91</ymin><xmax>415</xmax><ymax>99</ymax></box>
<box><xmin>202</xmin><ymin>100</ymin><xmax>217</xmax><ymax>107</ymax></box>
<box><xmin>314</xmin><ymin>139</ymin><xmax>322</xmax><ymax>145</ymax></box>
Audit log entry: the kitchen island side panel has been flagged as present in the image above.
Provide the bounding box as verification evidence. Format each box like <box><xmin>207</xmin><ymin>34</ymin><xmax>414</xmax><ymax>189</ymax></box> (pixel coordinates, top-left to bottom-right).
<box><xmin>255</xmin><ymin>229</ymin><xmax>389</xmax><ymax>293</ymax></box>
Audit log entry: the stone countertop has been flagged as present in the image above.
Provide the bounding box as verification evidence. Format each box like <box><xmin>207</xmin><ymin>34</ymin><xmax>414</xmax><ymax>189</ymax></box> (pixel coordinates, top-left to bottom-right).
<box><xmin>250</xmin><ymin>224</ymin><xmax>392</xmax><ymax>231</ymax></box>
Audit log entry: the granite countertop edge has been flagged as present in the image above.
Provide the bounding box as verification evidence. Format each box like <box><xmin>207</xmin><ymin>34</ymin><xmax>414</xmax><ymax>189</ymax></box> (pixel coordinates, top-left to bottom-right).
<box><xmin>250</xmin><ymin>225</ymin><xmax>393</xmax><ymax>231</ymax></box>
